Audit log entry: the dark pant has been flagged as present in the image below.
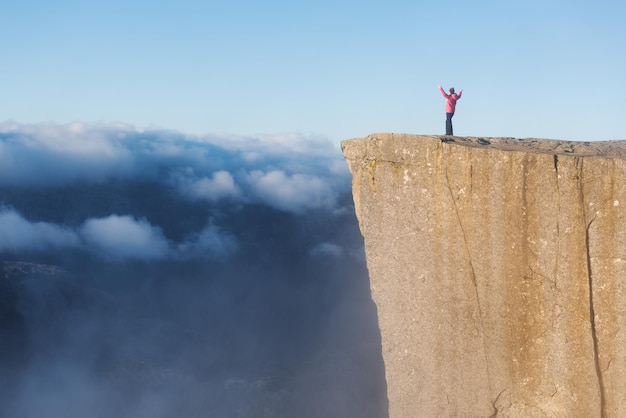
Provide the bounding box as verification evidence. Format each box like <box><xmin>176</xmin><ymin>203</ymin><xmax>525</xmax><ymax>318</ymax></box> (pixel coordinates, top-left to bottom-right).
<box><xmin>446</xmin><ymin>112</ymin><xmax>454</xmax><ymax>136</ymax></box>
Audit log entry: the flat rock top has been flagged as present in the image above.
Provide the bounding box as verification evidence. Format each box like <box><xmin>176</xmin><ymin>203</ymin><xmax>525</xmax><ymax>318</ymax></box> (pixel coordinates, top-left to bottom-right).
<box><xmin>342</xmin><ymin>133</ymin><xmax>626</xmax><ymax>159</ymax></box>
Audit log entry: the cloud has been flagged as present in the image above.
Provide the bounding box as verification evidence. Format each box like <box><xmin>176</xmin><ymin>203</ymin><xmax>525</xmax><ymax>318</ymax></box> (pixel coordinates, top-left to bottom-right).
<box><xmin>213</xmin><ymin>132</ymin><xmax>340</xmax><ymax>162</ymax></box>
<box><xmin>245</xmin><ymin>170</ymin><xmax>336</xmax><ymax>213</ymax></box>
<box><xmin>177</xmin><ymin>221</ymin><xmax>238</xmax><ymax>259</ymax></box>
<box><xmin>0</xmin><ymin>208</ymin><xmax>80</xmax><ymax>251</ymax></box>
<box><xmin>0</xmin><ymin>124</ymin><xmax>384</xmax><ymax>418</ymax></box>
<box><xmin>80</xmin><ymin>215</ymin><xmax>169</xmax><ymax>261</ymax></box>
<box><xmin>0</xmin><ymin>121</ymin><xmax>358</xmax><ymax>265</ymax></box>
<box><xmin>0</xmin><ymin>207</ymin><xmax>242</xmax><ymax>262</ymax></box>
<box><xmin>173</xmin><ymin>169</ymin><xmax>242</xmax><ymax>202</ymax></box>
<box><xmin>0</xmin><ymin>121</ymin><xmax>134</xmax><ymax>186</ymax></box>
<box><xmin>0</xmin><ymin>121</ymin><xmax>350</xmax><ymax>214</ymax></box>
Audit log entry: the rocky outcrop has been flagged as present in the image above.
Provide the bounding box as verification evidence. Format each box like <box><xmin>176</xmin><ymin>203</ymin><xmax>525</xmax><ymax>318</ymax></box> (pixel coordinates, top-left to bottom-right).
<box><xmin>342</xmin><ymin>134</ymin><xmax>626</xmax><ymax>417</ymax></box>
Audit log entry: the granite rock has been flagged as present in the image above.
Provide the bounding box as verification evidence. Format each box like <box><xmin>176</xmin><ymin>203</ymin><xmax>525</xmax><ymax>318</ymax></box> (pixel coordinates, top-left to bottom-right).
<box><xmin>342</xmin><ymin>133</ymin><xmax>626</xmax><ymax>417</ymax></box>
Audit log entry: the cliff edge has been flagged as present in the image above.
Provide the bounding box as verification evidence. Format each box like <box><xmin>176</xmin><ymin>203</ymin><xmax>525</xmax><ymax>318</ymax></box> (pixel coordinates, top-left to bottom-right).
<box><xmin>342</xmin><ymin>133</ymin><xmax>626</xmax><ymax>417</ymax></box>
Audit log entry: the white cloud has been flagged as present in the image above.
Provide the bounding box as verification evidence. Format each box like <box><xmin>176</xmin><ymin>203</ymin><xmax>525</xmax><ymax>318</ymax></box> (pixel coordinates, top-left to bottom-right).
<box><xmin>246</xmin><ymin>170</ymin><xmax>336</xmax><ymax>212</ymax></box>
<box><xmin>0</xmin><ymin>208</ymin><xmax>80</xmax><ymax>251</ymax></box>
<box><xmin>0</xmin><ymin>122</ymin><xmax>134</xmax><ymax>186</ymax></box>
<box><xmin>177</xmin><ymin>222</ymin><xmax>238</xmax><ymax>259</ymax></box>
<box><xmin>179</xmin><ymin>170</ymin><xmax>242</xmax><ymax>202</ymax></box>
<box><xmin>80</xmin><ymin>215</ymin><xmax>169</xmax><ymax>261</ymax></box>
<box><xmin>211</xmin><ymin>132</ymin><xmax>338</xmax><ymax>159</ymax></box>
<box><xmin>0</xmin><ymin>122</ymin><xmax>351</xmax><ymax>214</ymax></box>
<box><xmin>329</xmin><ymin>158</ymin><xmax>350</xmax><ymax>176</ymax></box>
<box><xmin>0</xmin><ymin>207</ymin><xmax>243</xmax><ymax>261</ymax></box>
<box><xmin>15</xmin><ymin>121</ymin><xmax>125</xmax><ymax>158</ymax></box>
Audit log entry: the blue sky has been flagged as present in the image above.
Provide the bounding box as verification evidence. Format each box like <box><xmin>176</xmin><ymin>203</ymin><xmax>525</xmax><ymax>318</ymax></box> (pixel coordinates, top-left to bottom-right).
<box><xmin>2</xmin><ymin>0</ymin><xmax>624</xmax><ymax>142</ymax></box>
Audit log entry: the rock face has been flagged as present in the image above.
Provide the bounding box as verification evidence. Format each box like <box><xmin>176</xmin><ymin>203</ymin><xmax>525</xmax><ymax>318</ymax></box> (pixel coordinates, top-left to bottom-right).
<box><xmin>342</xmin><ymin>134</ymin><xmax>626</xmax><ymax>417</ymax></box>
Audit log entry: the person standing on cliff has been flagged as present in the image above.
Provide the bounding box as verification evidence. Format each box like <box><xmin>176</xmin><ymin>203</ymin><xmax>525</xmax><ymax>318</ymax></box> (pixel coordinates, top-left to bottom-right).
<box><xmin>438</xmin><ymin>85</ymin><xmax>463</xmax><ymax>136</ymax></box>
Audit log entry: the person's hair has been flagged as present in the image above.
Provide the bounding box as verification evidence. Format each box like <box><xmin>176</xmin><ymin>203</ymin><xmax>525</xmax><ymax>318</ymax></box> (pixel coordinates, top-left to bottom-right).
<box><xmin>449</xmin><ymin>87</ymin><xmax>455</xmax><ymax>94</ymax></box>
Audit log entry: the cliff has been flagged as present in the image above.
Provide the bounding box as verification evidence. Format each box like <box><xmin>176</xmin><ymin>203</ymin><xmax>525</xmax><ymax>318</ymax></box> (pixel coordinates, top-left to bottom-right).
<box><xmin>342</xmin><ymin>133</ymin><xmax>626</xmax><ymax>418</ymax></box>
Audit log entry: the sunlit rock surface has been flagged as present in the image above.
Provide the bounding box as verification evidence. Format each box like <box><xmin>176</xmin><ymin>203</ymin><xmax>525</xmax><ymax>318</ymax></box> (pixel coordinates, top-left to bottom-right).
<box><xmin>342</xmin><ymin>133</ymin><xmax>626</xmax><ymax>417</ymax></box>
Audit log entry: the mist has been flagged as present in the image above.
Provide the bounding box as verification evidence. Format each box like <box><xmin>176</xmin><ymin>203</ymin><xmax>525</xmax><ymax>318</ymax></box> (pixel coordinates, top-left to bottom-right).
<box><xmin>0</xmin><ymin>122</ymin><xmax>387</xmax><ymax>418</ymax></box>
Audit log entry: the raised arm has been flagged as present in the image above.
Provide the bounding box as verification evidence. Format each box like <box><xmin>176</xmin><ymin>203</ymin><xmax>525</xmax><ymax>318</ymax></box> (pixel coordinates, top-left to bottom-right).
<box><xmin>457</xmin><ymin>89</ymin><xmax>463</xmax><ymax>98</ymax></box>
<box><xmin>438</xmin><ymin>85</ymin><xmax>448</xmax><ymax>98</ymax></box>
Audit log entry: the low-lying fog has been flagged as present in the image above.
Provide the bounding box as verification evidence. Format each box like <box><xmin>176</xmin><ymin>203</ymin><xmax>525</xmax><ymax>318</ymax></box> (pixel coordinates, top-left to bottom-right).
<box><xmin>0</xmin><ymin>122</ymin><xmax>387</xmax><ymax>418</ymax></box>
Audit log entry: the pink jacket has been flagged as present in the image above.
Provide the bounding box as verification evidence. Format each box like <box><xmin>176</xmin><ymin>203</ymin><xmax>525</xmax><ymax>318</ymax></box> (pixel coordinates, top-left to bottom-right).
<box><xmin>439</xmin><ymin>86</ymin><xmax>462</xmax><ymax>113</ymax></box>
